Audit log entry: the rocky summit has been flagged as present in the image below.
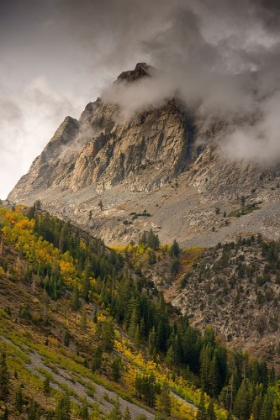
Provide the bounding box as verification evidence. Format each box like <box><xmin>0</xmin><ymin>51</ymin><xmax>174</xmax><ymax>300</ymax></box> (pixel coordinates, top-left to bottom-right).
<box><xmin>8</xmin><ymin>63</ymin><xmax>280</xmax><ymax>247</ymax></box>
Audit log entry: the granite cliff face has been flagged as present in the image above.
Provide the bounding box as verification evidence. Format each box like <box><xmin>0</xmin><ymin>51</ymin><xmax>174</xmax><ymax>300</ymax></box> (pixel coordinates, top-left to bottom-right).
<box><xmin>8</xmin><ymin>63</ymin><xmax>280</xmax><ymax>246</ymax></box>
<box><xmin>10</xmin><ymin>64</ymin><xmax>197</xmax><ymax>198</ymax></box>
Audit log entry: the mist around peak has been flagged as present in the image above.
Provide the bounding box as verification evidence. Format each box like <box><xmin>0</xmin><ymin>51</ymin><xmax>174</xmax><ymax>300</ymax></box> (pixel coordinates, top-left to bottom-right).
<box><xmin>2</xmin><ymin>0</ymin><xmax>280</xmax><ymax>199</ymax></box>
<box><xmin>95</xmin><ymin>0</ymin><xmax>280</xmax><ymax>163</ymax></box>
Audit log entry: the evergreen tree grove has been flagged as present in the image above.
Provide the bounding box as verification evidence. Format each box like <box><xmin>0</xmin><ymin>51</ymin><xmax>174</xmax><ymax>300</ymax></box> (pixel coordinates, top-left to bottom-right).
<box><xmin>54</xmin><ymin>392</ymin><xmax>70</xmax><ymax>420</ymax></box>
<box><xmin>0</xmin><ymin>352</ymin><xmax>9</xmax><ymax>402</ymax></box>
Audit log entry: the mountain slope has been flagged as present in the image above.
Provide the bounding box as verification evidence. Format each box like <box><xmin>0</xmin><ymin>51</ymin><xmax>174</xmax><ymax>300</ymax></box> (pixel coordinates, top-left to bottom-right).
<box><xmin>1</xmin><ymin>205</ymin><xmax>280</xmax><ymax>419</ymax></box>
<box><xmin>115</xmin><ymin>235</ymin><xmax>280</xmax><ymax>369</ymax></box>
<box><xmin>171</xmin><ymin>237</ymin><xmax>280</xmax><ymax>364</ymax></box>
<box><xmin>8</xmin><ymin>63</ymin><xmax>280</xmax><ymax>248</ymax></box>
<box><xmin>0</xmin><ymin>205</ymin><xmax>201</xmax><ymax>419</ymax></box>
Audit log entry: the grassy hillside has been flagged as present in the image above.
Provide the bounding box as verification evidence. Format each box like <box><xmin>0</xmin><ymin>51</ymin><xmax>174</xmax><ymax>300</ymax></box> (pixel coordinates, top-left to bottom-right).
<box><xmin>0</xmin><ymin>204</ymin><xmax>278</xmax><ymax>419</ymax></box>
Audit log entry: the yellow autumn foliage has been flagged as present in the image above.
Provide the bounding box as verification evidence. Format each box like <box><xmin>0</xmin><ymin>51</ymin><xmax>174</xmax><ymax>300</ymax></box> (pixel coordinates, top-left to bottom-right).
<box><xmin>0</xmin><ymin>208</ymin><xmax>79</xmax><ymax>288</ymax></box>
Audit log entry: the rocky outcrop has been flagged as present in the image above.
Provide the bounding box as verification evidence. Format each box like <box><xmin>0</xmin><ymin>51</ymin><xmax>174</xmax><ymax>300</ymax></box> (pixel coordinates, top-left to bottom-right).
<box><xmin>116</xmin><ymin>62</ymin><xmax>155</xmax><ymax>83</ymax></box>
<box><xmin>9</xmin><ymin>116</ymin><xmax>80</xmax><ymax>201</ymax></box>
<box><xmin>10</xmin><ymin>87</ymin><xmax>198</xmax><ymax>200</ymax></box>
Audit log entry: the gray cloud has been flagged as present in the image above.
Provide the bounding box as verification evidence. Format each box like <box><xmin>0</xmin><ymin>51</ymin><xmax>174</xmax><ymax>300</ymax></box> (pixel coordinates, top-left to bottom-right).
<box><xmin>1</xmin><ymin>0</ymin><xmax>280</xmax><ymax>199</ymax></box>
<box><xmin>0</xmin><ymin>75</ymin><xmax>78</xmax><ymax>199</ymax></box>
<box><xmin>0</xmin><ymin>99</ymin><xmax>22</xmax><ymax>121</ymax></box>
<box><xmin>93</xmin><ymin>0</ymin><xmax>280</xmax><ymax>163</ymax></box>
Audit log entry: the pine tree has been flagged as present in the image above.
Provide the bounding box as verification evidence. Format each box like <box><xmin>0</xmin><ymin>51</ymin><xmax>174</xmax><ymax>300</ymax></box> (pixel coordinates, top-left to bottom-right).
<box><xmin>269</xmin><ymin>365</ymin><xmax>276</xmax><ymax>386</ymax></box>
<box><xmin>26</xmin><ymin>204</ymin><xmax>36</xmax><ymax>220</ymax></box>
<box><xmin>133</xmin><ymin>324</ymin><xmax>141</xmax><ymax>347</ymax></box>
<box><xmin>200</xmin><ymin>343</ymin><xmax>213</xmax><ymax>394</ymax></box>
<box><xmin>135</xmin><ymin>374</ymin><xmax>157</xmax><ymax>407</ymax></box>
<box><xmin>214</xmin><ymin>345</ymin><xmax>227</xmax><ymax>392</ymax></box>
<box><xmin>15</xmin><ymin>384</ymin><xmax>23</xmax><ymax>414</ymax></box>
<box><xmin>259</xmin><ymin>388</ymin><xmax>274</xmax><ymax>420</ymax></box>
<box><xmin>233</xmin><ymin>379</ymin><xmax>251</xmax><ymax>420</ymax></box>
<box><xmin>230</xmin><ymin>366</ymin><xmax>241</xmax><ymax>407</ymax></box>
<box><xmin>92</xmin><ymin>346</ymin><xmax>103</xmax><ymax>372</ymax></box>
<box><xmin>170</xmin><ymin>239</ymin><xmax>180</xmax><ymax>257</ymax></box>
<box><xmin>148</xmin><ymin>249</ymin><xmax>156</xmax><ymax>264</ymax></box>
<box><xmin>207</xmin><ymin>399</ymin><xmax>217</xmax><ymax>420</ymax></box>
<box><xmin>204</xmin><ymin>326</ymin><xmax>215</xmax><ymax>344</ymax></box>
<box><xmin>252</xmin><ymin>389</ymin><xmax>263</xmax><ymax>420</ymax></box>
<box><xmin>106</xmin><ymin>398</ymin><xmax>122</xmax><ymax>420</ymax></box>
<box><xmin>35</xmin><ymin>200</ymin><xmax>41</xmax><ymax>211</ymax></box>
<box><xmin>171</xmin><ymin>258</ymin><xmax>180</xmax><ymax>276</ymax></box>
<box><xmin>70</xmin><ymin>284</ymin><xmax>80</xmax><ymax>311</ymax></box>
<box><xmin>128</xmin><ymin>305</ymin><xmax>139</xmax><ymax>338</ymax></box>
<box><xmin>139</xmin><ymin>231</ymin><xmax>147</xmax><ymax>246</ymax></box>
<box><xmin>0</xmin><ymin>406</ymin><xmax>8</xmax><ymax>420</ymax></box>
<box><xmin>147</xmin><ymin>229</ymin><xmax>160</xmax><ymax>250</ymax></box>
<box><xmin>226</xmin><ymin>411</ymin><xmax>233</xmax><ymax>420</ymax></box>
<box><xmin>64</xmin><ymin>329</ymin><xmax>70</xmax><ymax>347</ymax></box>
<box><xmin>197</xmin><ymin>389</ymin><xmax>207</xmax><ymax>420</ymax></box>
<box><xmin>160</xmin><ymin>383</ymin><xmax>171</xmax><ymax>416</ymax></box>
<box><xmin>82</xmin><ymin>265</ymin><xmax>91</xmax><ymax>302</ymax></box>
<box><xmin>43</xmin><ymin>375</ymin><xmax>51</xmax><ymax>395</ymax></box>
<box><xmin>101</xmin><ymin>319</ymin><xmax>115</xmax><ymax>352</ymax></box>
<box><xmin>0</xmin><ymin>352</ymin><xmax>9</xmax><ymax>402</ymax></box>
<box><xmin>209</xmin><ymin>353</ymin><xmax>220</xmax><ymax>397</ymax></box>
<box><xmin>148</xmin><ymin>326</ymin><xmax>156</xmax><ymax>355</ymax></box>
<box><xmin>98</xmin><ymin>200</ymin><xmax>103</xmax><ymax>211</ymax></box>
<box><xmin>111</xmin><ymin>357</ymin><xmax>122</xmax><ymax>382</ymax></box>
<box><xmin>166</xmin><ymin>345</ymin><xmax>175</xmax><ymax>367</ymax></box>
<box><xmin>80</xmin><ymin>400</ymin><xmax>89</xmax><ymax>420</ymax></box>
<box><xmin>80</xmin><ymin>308</ymin><xmax>87</xmax><ymax>331</ymax></box>
<box><xmin>259</xmin><ymin>360</ymin><xmax>268</xmax><ymax>391</ymax></box>
<box><xmin>122</xmin><ymin>406</ymin><xmax>131</xmax><ymax>420</ymax></box>
<box><xmin>28</xmin><ymin>399</ymin><xmax>41</xmax><ymax>420</ymax></box>
<box><xmin>54</xmin><ymin>392</ymin><xmax>71</xmax><ymax>420</ymax></box>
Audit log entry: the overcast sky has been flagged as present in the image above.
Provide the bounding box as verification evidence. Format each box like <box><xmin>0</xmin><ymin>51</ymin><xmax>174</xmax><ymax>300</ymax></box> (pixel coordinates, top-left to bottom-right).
<box><xmin>1</xmin><ymin>0</ymin><xmax>280</xmax><ymax>199</ymax></box>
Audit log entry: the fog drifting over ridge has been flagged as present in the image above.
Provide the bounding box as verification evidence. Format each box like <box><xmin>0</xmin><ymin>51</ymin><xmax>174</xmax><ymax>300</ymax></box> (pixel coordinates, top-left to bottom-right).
<box><xmin>99</xmin><ymin>0</ymin><xmax>280</xmax><ymax>163</ymax></box>
<box><xmin>1</xmin><ymin>0</ymin><xmax>280</xmax><ymax>197</ymax></box>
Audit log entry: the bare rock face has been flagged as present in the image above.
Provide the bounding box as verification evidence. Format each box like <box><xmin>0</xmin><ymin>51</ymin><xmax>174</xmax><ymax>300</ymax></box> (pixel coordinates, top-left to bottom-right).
<box><xmin>116</xmin><ymin>62</ymin><xmax>155</xmax><ymax>83</ymax></box>
<box><xmin>10</xmin><ymin>99</ymin><xmax>195</xmax><ymax>195</ymax></box>
<box><xmin>10</xmin><ymin>116</ymin><xmax>80</xmax><ymax>202</ymax></box>
<box><xmin>8</xmin><ymin>63</ymin><xmax>280</xmax><ymax>246</ymax></box>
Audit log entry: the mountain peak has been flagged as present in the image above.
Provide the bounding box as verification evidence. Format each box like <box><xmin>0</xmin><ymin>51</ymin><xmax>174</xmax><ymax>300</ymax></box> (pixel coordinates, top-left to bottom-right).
<box><xmin>8</xmin><ymin>63</ymin><xmax>280</xmax><ymax>252</ymax></box>
<box><xmin>116</xmin><ymin>62</ymin><xmax>155</xmax><ymax>83</ymax></box>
